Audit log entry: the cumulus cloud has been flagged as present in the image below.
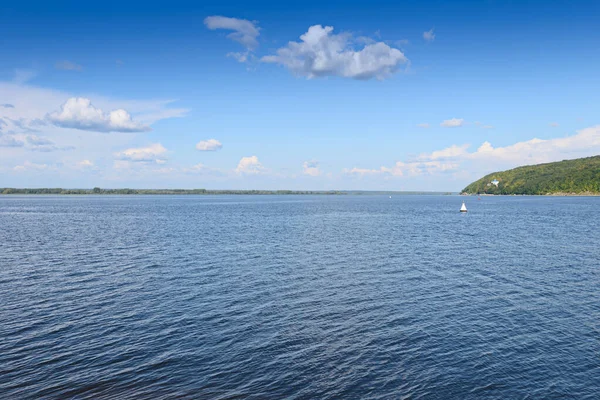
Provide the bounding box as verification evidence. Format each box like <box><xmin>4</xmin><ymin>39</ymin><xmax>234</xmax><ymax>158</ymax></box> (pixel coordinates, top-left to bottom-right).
<box><xmin>440</xmin><ymin>118</ymin><xmax>464</xmax><ymax>127</ymax></box>
<box><xmin>47</xmin><ymin>97</ymin><xmax>151</xmax><ymax>133</ymax></box>
<box><xmin>261</xmin><ymin>25</ymin><xmax>408</xmax><ymax>80</ymax></box>
<box><xmin>235</xmin><ymin>155</ymin><xmax>265</xmax><ymax>174</ymax></box>
<box><xmin>303</xmin><ymin>160</ymin><xmax>321</xmax><ymax>176</ymax></box>
<box><xmin>196</xmin><ymin>139</ymin><xmax>223</xmax><ymax>151</ymax></box>
<box><xmin>417</xmin><ymin>123</ymin><xmax>430</xmax><ymax>128</ymax></box>
<box><xmin>345</xmin><ymin>125</ymin><xmax>600</xmax><ymax>181</ymax></box>
<box><xmin>204</xmin><ymin>16</ymin><xmax>260</xmax><ymax>50</ymax></box>
<box><xmin>464</xmin><ymin>126</ymin><xmax>600</xmax><ymax>166</ymax></box>
<box><xmin>418</xmin><ymin>144</ymin><xmax>470</xmax><ymax>161</ymax></box>
<box><xmin>114</xmin><ymin>143</ymin><xmax>167</xmax><ymax>163</ymax></box>
<box><xmin>55</xmin><ymin>60</ymin><xmax>83</xmax><ymax>71</ymax></box>
<box><xmin>423</xmin><ymin>28</ymin><xmax>435</xmax><ymax>42</ymax></box>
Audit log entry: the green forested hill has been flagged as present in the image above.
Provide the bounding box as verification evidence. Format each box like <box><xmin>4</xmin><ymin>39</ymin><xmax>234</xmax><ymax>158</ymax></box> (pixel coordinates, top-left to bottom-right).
<box><xmin>461</xmin><ymin>155</ymin><xmax>600</xmax><ymax>195</ymax></box>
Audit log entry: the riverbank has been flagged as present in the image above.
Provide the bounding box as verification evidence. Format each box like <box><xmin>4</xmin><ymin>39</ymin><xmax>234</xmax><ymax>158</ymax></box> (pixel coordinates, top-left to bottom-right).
<box><xmin>1</xmin><ymin>188</ymin><xmax>455</xmax><ymax>196</ymax></box>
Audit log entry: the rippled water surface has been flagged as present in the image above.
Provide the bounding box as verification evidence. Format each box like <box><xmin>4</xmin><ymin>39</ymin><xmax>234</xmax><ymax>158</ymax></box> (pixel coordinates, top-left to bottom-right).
<box><xmin>1</xmin><ymin>195</ymin><xmax>599</xmax><ymax>399</ymax></box>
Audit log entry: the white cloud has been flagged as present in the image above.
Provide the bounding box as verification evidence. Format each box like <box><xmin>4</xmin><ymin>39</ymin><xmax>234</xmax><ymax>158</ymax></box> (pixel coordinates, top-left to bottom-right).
<box><xmin>417</xmin><ymin>123</ymin><xmax>430</xmax><ymax>128</ymax></box>
<box><xmin>423</xmin><ymin>28</ymin><xmax>435</xmax><ymax>42</ymax></box>
<box><xmin>346</xmin><ymin>125</ymin><xmax>600</xmax><ymax>182</ymax></box>
<box><xmin>465</xmin><ymin>126</ymin><xmax>600</xmax><ymax>166</ymax></box>
<box><xmin>185</xmin><ymin>163</ymin><xmax>208</xmax><ymax>173</ymax></box>
<box><xmin>13</xmin><ymin>161</ymin><xmax>54</xmax><ymax>172</ymax></box>
<box><xmin>78</xmin><ymin>159</ymin><xmax>94</xmax><ymax>168</ymax></box>
<box><xmin>47</xmin><ymin>97</ymin><xmax>151</xmax><ymax>133</ymax></box>
<box><xmin>344</xmin><ymin>160</ymin><xmax>458</xmax><ymax>177</ymax></box>
<box><xmin>196</xmin><ymin>139</ymin><xmax>223</xmax><ymax>151</ymax></box>
<box><xmin>303</xmin><ymin>160</ymin><xmax>321</xmax><ymax>176</ymax></box>
<box><xmin>440</xmin><ymin>118</ymin><xmax>464</xmax><ymax>127</ymax></box>
<box><xmin>55</xmin><ymin>60</ymin><xmax>83</xmax><ymax>72</ymax></box>
<box><xmin>343</xmin><ymin>167</ymin><xmax>389</xmax><ymax>176</ymax></box>
<box><xmin>261</xmin><ymin>25</ymin><xmax>408</xmax><ymax>80</ymax></box>
<box><xmin>204</xmin><ymin>16</ymin><xmax>260</xmax><ymax>50</ymax></box>
<box><xmin>236</xmin><ymin>155</ymin><xmax>265</xmax><ymax>174</ymax></box>
<box><xmin>227</xmin><ymin>51</ymin><xmax>254</xmax><ymax>63</ymax></box>
<box><xmin>418</xmin><ymin>144</ymin><xmax>469</xmax><ymax>161</ymax></box>
<box><xmin>114</xmin><ymin>143</ymin><xmax>167</xmax><ymax>163</ymax></box>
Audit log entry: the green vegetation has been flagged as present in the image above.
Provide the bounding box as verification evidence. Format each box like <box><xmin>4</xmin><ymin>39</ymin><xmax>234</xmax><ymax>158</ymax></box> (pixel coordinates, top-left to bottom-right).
<box><xmin>0</xmin><ymin>188</ymin><xmax>454</xmax><ymax>196</ymax></box>
<box><xmin>461</xmin><ymin>155</ymin><xmax>600</xmax><ymax>195</ymax></box>
<box><xmin>0</xmin><ymin>188</ymin><xmax>346</xmax><ymax>195</ymax></box>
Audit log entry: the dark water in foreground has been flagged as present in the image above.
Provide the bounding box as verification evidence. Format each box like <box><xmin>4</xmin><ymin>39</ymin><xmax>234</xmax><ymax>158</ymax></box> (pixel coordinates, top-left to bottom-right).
<box><xmin>1</xmin><ymin>195</ymin><xmax>599</xmax><ymax>399</ymax></box>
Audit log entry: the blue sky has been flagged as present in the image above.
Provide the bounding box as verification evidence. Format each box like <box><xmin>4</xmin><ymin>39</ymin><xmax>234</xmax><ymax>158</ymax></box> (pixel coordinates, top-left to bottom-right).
<box><xmin>1</xmin><ymin>0</ymin><xmax>599</xmax><ymax>190</ymax></box>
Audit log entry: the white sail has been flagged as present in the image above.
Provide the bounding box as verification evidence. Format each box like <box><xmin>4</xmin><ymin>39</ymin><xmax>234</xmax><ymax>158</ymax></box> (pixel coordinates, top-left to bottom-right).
<box><xmin>460</xmin><ymin>201</ymin><xmax>467</xmax><ymax>212</ymax></box>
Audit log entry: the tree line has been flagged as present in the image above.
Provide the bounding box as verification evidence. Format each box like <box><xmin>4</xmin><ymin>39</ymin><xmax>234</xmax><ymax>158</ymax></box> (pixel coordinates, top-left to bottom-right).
<box><xmin>462</xmin><ymin>155</ymin><xmax>600</xmax><ymax>195</ymax></box>
<box><xmin>0</xmin><ymin>188</ymin><xmax>351</xmax><ymax>195</ymax></box>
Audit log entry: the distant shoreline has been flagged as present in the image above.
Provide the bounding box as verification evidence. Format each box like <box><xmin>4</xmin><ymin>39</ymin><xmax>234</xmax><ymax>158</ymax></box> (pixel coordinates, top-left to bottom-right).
<box><xmin>461</xmin><ymin>192</ymin><xmax>600</xmax><ymax>196</ymax></box>
<box><xmin>1</xmin><ymin>188</ymin><xmax>455</xmax><ymax>196</ymax></box>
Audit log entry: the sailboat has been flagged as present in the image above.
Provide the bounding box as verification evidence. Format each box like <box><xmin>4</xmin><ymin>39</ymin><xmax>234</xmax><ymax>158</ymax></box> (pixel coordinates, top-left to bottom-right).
<box><xmin>460</xmin><ymin>201</ymin><xmax>467</xmax><ymax>212</ymax></box>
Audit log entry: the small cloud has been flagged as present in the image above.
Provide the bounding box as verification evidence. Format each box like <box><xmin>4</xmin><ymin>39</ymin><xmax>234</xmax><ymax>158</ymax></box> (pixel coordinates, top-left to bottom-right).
<box><xmin>78</xmin><ymin>160</ymin><xmax>94</xmax><ymax>168</ymax></box>
<box><xmin>550</xmin><ymin>122</ymin><xmax>559</xmax><ymax>127</ymax></box>
<box><xmin>343</xmin><ymin>167</ymin><xmax>389</xmax><ymax>177</ymax></box>
<box><xmin>474</xmin><ymin>121</ymin><xmax>493</xmax><ymax>129</ymax></box>
<box><xmin>114</xmin><ymin>143</ymin><xmax>167</xmax><ymax>163</ymax></box>
<box><xmin>303</xmin><ymin>160</ymin><xmax>321</xmax><ymax>176</ymax></box>
<box><xmin>226</xmin><ymin>51</ymin><xmax>256</xmax><ymax>63</ymax></box>
<box><xmin>423</xmin><ymin>28</ymin><xmax>435</xmax><ymax>42</ymax></box>
<box><xmin>235</xmin><ymin>155</ymin><xmax>265</xmax><ymax>174</ymax></box>
<box><xmin>55</xmin><ymin>60</ymin><xmax>83</xmax><ymax>72</ymax></box>
<box><xmin>0</xmin><ymin>133</ymin><xmax>25</xmax><ymax>147</ymax></box>
<box><xmin>13</xmin><ymin>69</ymin><xmax>37</xmax><ymax>84</ymax></box>
<box><xmin>24</xmin><ymin>134</ymin><xmax>74</xmax><ymax>152</ymax></box>
<box><xmin>1</xmin><ymin>104</ymin><xmax>15</xmax><ymax>108</ymax></box>
<box><xmin>204</xmin><ymin>16</ymin><xmax>261</xmax><ymax>50</ymax></box>
<box><xmin>440</xmin><ymin>118</ymin><xmax>464</xmax><ymax>128</ymax></box>
<box><xmin>47</xmin><ymin>97</ymin><xmax>151</xmax><ymax>133</ymax></box>
<box><xmin>261</xmin><ymin>25</ymin><xmax>408</xmax><ymax>80</ymax></box>
<box><xmin>417</xmin><ymin>123</ymin><xmax>430</xmax><ymax>128</ymax></box>
<box><xmin>13</xmin><ymin>161</ymin><xmax>53</xmax><ymax>172</ymax></box>
<box><xmin>26</xmin><ymin>135</ymin><xmax>53</xmax><ymax>146</ymax></box>
<box><xmin>196</xmin><ymin>138</ymin><xmax>223</xmax><ymax>151</ymax></box>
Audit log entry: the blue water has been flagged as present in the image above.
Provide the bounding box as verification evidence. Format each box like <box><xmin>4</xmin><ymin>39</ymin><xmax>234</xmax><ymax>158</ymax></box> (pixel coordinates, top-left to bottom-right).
<box><xmin>1</xmin><ymin>195</ymin><xmax>599</xmax><ymax>399</ymax></box>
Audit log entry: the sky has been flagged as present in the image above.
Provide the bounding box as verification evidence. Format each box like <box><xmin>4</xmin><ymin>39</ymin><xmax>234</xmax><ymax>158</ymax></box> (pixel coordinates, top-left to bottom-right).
<box><xmin>1</xmin><ymin>0</ymin><xmax>599</xmax><ymax>191</ymax></box>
